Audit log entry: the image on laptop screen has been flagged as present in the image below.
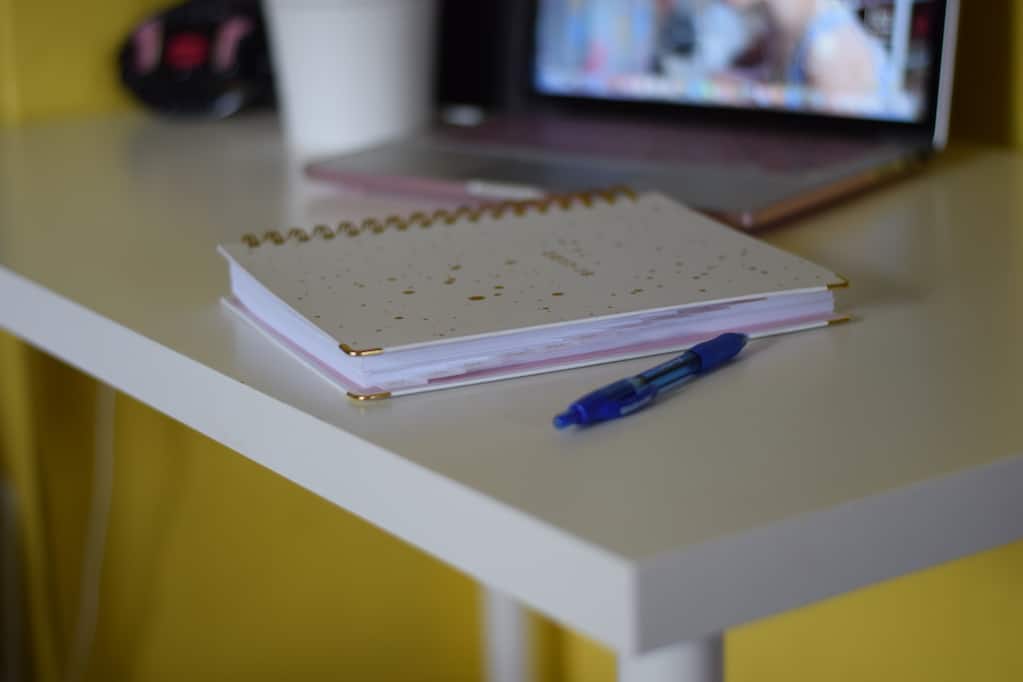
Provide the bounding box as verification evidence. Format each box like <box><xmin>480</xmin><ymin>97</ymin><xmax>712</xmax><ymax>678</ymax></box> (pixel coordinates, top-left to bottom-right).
<box><xmin>534</xmin><ymin>0</ymin><xmax>942</xmax><ymax>122</ymax></box>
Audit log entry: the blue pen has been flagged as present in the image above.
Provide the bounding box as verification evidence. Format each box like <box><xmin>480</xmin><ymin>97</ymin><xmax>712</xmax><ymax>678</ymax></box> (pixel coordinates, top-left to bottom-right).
<box><xmin>553</xmin><ymin>333</ymin><xmax>748</xmax><ymax>429</ymax></box>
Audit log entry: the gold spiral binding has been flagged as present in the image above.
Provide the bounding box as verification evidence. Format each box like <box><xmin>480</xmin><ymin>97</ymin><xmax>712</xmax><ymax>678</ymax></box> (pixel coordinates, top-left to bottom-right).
<box><xmin>287</xmin><ymin>227</ymin><xmax>310</xmax><ymax>242</ymax></box>
<box><xmin>239</xmin><ymin>186</ymin><xmax>638</xmax><ymax>247</ymax></box>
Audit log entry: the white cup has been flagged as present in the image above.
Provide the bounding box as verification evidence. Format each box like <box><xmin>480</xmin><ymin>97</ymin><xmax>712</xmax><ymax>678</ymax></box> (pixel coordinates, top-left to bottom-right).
<box><xmin>262</xmin><ymin>0</ymin><xmax>438</xmax><ymax>158</ymax></box>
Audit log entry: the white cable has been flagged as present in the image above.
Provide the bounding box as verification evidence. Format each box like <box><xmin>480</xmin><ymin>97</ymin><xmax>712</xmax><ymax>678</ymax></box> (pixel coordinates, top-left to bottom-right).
<box><xmin>63</xmin><ymin>383</ymin><xmax>116</xmax><ymax>682</ymax></box>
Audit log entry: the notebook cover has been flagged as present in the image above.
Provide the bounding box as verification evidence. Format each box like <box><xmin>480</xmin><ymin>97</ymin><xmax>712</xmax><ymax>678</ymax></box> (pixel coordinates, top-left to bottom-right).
<box><xmin>218</xmin><ymin>190</ymin><xmax>845</xmax><ymax>356</ymax></box>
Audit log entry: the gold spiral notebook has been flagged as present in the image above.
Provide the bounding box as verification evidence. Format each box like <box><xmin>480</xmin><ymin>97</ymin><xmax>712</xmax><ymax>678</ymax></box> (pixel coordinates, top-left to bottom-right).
<box><xmin>218</xmin><ymin>189</ymin><xmax>847</xmax><ymax>399</ymax></box>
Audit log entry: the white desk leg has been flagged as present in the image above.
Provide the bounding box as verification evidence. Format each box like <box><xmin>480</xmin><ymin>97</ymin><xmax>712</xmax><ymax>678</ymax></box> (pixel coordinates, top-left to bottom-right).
<box><xmin>482</xmin><ymin>587</ymin><xmax>530</xmax><ymax>682</ymax></box>
<box><xmin>618</xmin><ymin>636</ymin><xmax>723</xmax><ymax>682</ymax></box>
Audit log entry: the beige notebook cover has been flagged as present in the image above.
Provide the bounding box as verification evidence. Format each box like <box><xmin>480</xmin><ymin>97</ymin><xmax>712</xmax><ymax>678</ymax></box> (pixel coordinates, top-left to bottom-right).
<box><xmin>219</xmin><ymin>189</ymin><xmax>846</xmax><ymax>397</ymax></box>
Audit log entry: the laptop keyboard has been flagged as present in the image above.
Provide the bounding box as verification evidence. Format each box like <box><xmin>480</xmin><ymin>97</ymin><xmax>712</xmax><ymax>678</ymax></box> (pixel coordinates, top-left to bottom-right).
<box><xmin>441</xmin><ymin>114</ymin><xmax>880</xmax><ymax>174</ymax></box>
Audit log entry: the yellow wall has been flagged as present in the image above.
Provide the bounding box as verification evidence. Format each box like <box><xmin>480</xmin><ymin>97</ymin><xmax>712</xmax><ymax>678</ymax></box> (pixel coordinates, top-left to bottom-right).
<box><xmin>729</xmin><ymin>543</ymin><xmax>1023</xmax><ymax>682</ymax></box>
<box><xmin>0</xmin><ymin>0</ymin><xmax>169</xmax><ymax>123</ymax></box>
<box><xmin>2</xmin><ymin>1</ymin><xmax>1023</xmax><ymax>681</ymax></box>
<box><xmin>1</xmin><ymin>0</ymin><xmax>17</xmax><ymax>125</ymax></box>
<box><xmin>949</xmin><ymin>0</ymin><xmax>1023</xmax><ymax>148</ymax></box>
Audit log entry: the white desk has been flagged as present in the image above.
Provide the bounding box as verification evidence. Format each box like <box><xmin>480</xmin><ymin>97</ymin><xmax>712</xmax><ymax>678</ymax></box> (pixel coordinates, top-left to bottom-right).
<box><xmin>2</xmin><ymin>115</ymin><xmax>1022</xmax><ymax>681</ymax></box>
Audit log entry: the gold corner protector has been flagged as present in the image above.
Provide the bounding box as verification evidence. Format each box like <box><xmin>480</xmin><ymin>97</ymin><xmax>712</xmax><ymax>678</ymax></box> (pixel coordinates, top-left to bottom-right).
<box><xmin>346</xmin><ymin>390</ymin><xmax>392</xmax><ymax>402</ymax></box>
<box><xmin>827</xmin><ymin>275</ymin><xmax>850</xmax><ymax>290</ymax></box>
<box><xmin>828</xmin><ymin>315</ymin><xmax>853</xmax><ymax>327</ymax></box>
<box><xmin>339</xmin><ymin>343</ymin><xmax>384</xmax><ymax>357</ymax></box>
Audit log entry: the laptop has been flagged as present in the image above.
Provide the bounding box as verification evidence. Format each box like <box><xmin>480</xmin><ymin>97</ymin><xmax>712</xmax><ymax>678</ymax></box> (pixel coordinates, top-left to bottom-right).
<box><xmin>306</xmin><ymin>0</ymin><xmax>960</xmax><ymax>230</ymax></box>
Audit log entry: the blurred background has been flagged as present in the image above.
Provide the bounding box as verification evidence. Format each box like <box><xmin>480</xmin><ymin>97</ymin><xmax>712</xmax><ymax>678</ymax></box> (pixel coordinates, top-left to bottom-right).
<box><xmin>2</xmin><ymin>1</ymin><xmax>1022</xmax><ymax>681</ymax></box>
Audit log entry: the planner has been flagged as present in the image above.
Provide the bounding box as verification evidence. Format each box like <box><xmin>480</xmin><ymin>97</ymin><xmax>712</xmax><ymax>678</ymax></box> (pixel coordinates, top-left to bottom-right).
<box><xmin>218</xmin><ymin>188</ymin><xmax>847</xmax><ymax>399</ymax></box>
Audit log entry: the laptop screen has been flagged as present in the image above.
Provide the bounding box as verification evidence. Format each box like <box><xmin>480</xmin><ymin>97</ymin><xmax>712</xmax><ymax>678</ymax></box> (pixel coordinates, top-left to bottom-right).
<box><xmin>533</xmin><ymin>0</ymin><xmax>945</xmax><ymax>123</ymax></box>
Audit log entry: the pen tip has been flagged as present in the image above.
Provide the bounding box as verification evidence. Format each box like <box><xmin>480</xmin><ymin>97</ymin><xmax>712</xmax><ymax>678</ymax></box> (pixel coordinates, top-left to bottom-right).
<box><xmin>553</xmin><ymin>410</ymin><xmax>578</xmax><ymax>430</ymax></box>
